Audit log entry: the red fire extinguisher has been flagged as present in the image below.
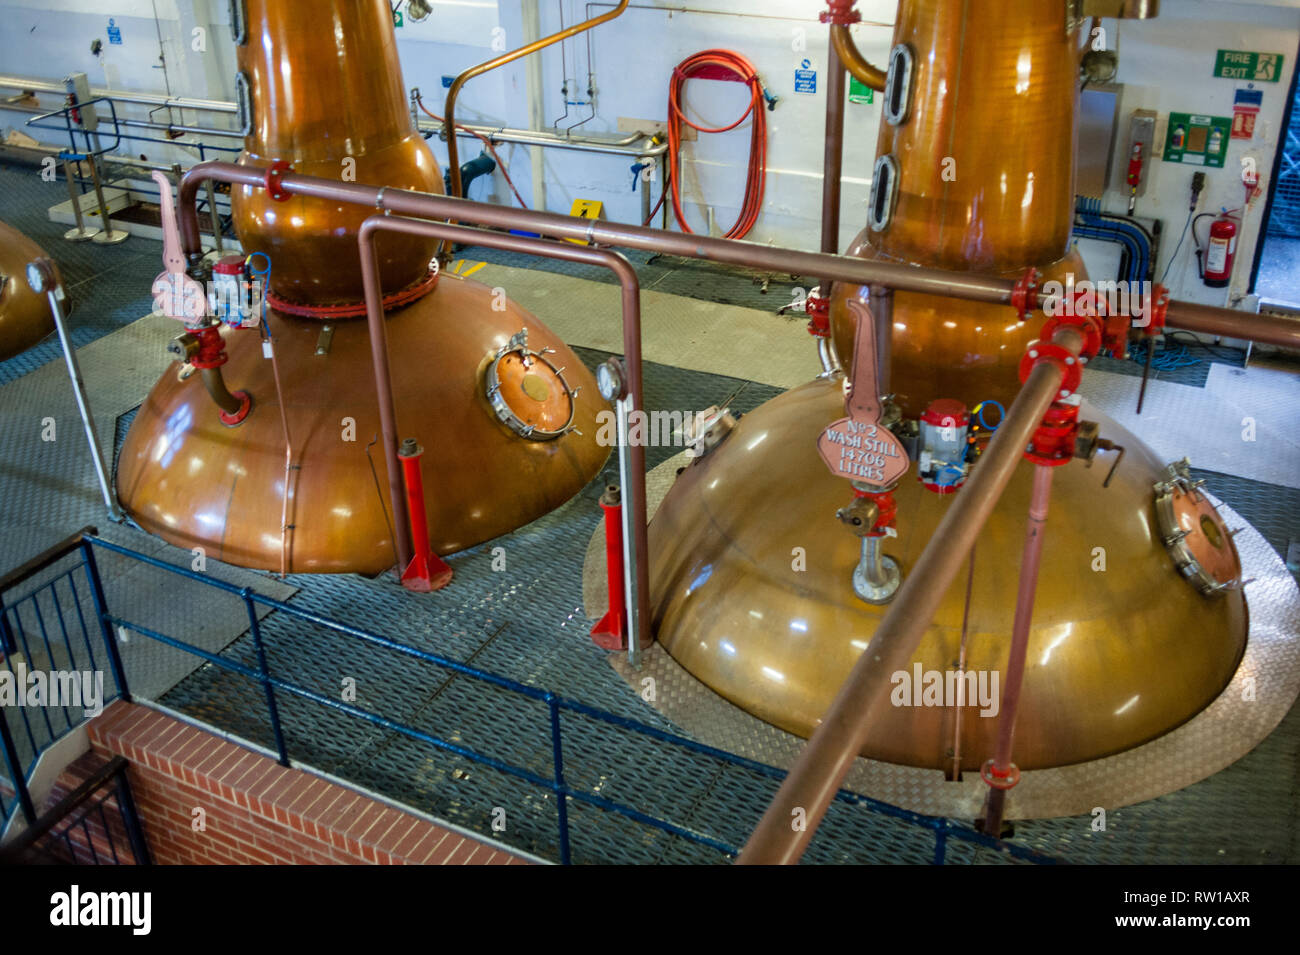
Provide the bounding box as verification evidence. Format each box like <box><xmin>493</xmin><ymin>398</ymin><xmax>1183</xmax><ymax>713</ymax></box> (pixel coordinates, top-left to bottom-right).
<box><xmin>1196</xmin><ymin>210</ymin><xmax>1238</xmax><ymax>289</ymax></box>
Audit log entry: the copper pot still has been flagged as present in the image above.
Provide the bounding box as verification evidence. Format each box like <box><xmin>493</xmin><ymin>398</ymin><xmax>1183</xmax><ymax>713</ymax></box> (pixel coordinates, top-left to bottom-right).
<box><xmin>0</xmin><ymin>220</ymin><xmax>60</xmax><ymax>361</ymax></box>
<box><xmin>649</xmin><ymin>0</ymin><xmax>1247</xmax><ymax>776</ymax></box>
<box><xmin>832</xmin><ymin>0</ymin><xmax>1086</xmax><ymax>417</ymax></box>
<box><xmin>116</xmin><ymin>0</ymin><xmax>609</xmax><ymax>574</ymax></box>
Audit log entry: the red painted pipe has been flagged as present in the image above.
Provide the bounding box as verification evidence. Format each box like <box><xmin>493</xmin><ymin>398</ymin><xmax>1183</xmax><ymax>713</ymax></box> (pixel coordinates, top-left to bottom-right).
<box><xmin>591</xmin><ymin>485</ymin><xmax>626</xmax><ymax>650</ymax></box>
<box><xmin>981</xmin><ymin>462</ymin><xmax>1054</xmax><ymax>835</ymax></box>
<box><xmin>398</xmin><ymin>438</ymin><xmax>453</xmax><ymax>592</ymax></box>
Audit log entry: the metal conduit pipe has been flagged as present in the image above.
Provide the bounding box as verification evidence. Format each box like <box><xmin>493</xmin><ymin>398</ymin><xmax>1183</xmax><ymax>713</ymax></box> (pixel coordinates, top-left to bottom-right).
<box><xmin>736</xmin><ymin>324</ymin><xmax>1086</xmax><ymax>865</ymax></box>
<box><xmin>356</xmin><ymin>215</ymin><xmax>649</xmax><ymax>641</ymax></box>
<box><xmin>443</xmin><ymin>0</ymin><xmax>631</xmax><ymax>198</ymax></box>
<box><xmin>174</xmin><ymin>161</ymin><xmax>1300</xmax><ymax>350</ymax></box>
<box><xmin>0</xmin><ymin>75</ymin><xmax>238</xmax><ymax>113</ymax></box>
<box><xmin>3</xmin><ymin>75</ymin><xmax>665</xmax><ymax>159</ymax></box>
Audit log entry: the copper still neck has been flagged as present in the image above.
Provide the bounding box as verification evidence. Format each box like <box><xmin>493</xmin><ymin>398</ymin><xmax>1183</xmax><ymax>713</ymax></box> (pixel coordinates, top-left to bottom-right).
<box><xmin>868</xmin><ymin>0</ymin><xmax>1083</xmax><ymax>271</ymax></box>
<box><xmin>231</xmin><ymin>0</ymin><xmax>444</xmax><ymax>307</ymax></box>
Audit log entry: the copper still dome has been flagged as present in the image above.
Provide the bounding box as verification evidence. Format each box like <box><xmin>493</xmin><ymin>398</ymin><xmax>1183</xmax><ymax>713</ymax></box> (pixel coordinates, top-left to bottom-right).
<box><xmin>115</xmin><ymin>0</ymin><xmax>609</xmax><ymax>573</ymax></box>
<box><xmin>0</xmin><ymin>220</ymin><xmax>59</xmax><ymax>361</ymax></box>
<box><xmin>647</xmin><ymin>0</ymin><xmax>1247</xmax><ymax>772</ymax></box>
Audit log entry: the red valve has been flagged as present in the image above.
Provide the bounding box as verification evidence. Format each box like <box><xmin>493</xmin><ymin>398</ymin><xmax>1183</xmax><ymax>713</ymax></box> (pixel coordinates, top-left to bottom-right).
<box><xmin>1024</xmin><ymin>400</ymin><xmax>1079</xmax><ymax>467</ymax></box>
<box><xmin>188</xmin><ymin>325</ymin><xmax>229</xmax><ymax>370</ymax></box>
<box><xmin>853</xmin><ymin>485</ymin><xmax>897</xmax><ymax>538</ymax></box>
<box><xmin>805</xmin><ymin>292</ymin><xmax>831</xmax><ymax>339</ymax></box>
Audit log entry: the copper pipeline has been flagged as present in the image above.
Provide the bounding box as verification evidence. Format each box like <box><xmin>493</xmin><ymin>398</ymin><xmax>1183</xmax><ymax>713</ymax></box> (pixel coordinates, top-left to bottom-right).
<box><xmin>176</xmin><ymin>164</ymin><xmax>1298</xmax><ymax>346</ymax></box>
<box><xmin>356</xmin><ymin>215</ymin><xmax>647</xmax><ymax>633</ymax></box>
<box><xmin>736</xmin><ymin>325</ymin><xmax>1085</xmax><ymax>865</ymax></box>
<box><xmin>444</xmin><ymin>0</ymin><xmax>630</xmax><ymax>199</ymax></box>
<box><xmin>818</xmin><ymin>36</ymin><xmax>846</xmax><ymax>299</ymax></box>
<box><xmin>198</xmin><ymin>367</ymin><xmax>244</xmax><ymax>416</ymax></box>
<box><xmin>830</xmin><ymin>25</ymin><xmax>887</xmax><ymax>92</ymax></box>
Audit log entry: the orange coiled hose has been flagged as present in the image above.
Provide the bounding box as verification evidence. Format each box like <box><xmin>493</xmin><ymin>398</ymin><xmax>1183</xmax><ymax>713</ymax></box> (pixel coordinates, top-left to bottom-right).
<box><xmin>667</xmin><ymin>50</ymin><xmax>767</xmax><ymax>240</ymax></box>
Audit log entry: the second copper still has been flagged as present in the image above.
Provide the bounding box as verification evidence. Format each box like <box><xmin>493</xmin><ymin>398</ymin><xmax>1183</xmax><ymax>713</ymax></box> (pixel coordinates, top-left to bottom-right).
<box><xmin>647</xmin><ymin>0</ymin><xmax>1248</xmax><ymax>774</ymax></box>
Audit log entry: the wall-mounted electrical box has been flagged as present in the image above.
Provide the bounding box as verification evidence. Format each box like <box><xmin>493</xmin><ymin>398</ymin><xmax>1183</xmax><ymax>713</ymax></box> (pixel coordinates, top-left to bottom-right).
<box><xmin>1115</xmin><ymin>108</ymin><xmax>1157</xmax><ymax>200</ymax></box>
<box><xmin>64</xmin><ymin>72</ymin><xmax>98</xmax><ymax>132</ymax></box>
<box><xmin>1077</xmin><ymin>85</ymin><xmax>1121</xmax><ymax>198</ymax></box>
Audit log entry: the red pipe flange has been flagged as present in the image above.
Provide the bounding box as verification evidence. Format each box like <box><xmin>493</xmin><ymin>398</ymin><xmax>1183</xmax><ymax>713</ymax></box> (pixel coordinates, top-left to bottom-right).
<box><xmin>1018</xmin><ymin>340</ymin><xmax>1083</xmax><ymax>397</ymax></box>
<box><xmin>980</xmin><ymin>758</ymin><xmax>1021</xmax><ymax>791</ymax></box>
<box><xmin>1039</xmin><ymin>309</ymin><xmax>1103</xmax><ymax>362</ymax></box>
<box><xmin>819</xmin><ymin>0</ymin><xmax>861</xmax><ymax>25</ymax></box>
<box><xmin>1144</xmin><ymin>283</ymin><xmax>1171</xmax><ymax>336</ymax></box>
<box><xmin>1010</xmin><ymin>267</ymin><xmax>1041</xmax><ymax>322</ymax></box>
<box><xmin>266</xmin><ymin>160</ymin><xmax>293</xmax><ymax>203</ymax></box>
<box><xmin>220</xmin><ymin>391</ymin><xmax>253</xmax><ymax>427</ymax></box>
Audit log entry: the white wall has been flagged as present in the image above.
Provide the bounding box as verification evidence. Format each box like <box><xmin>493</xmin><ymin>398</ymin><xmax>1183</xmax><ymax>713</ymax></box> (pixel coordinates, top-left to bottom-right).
<box><xmin>1</xmin><ymin>0</ymin><xmax>1297</xmax><ymax>309</ymax></box>
<box><xmin>1099</xmin><ymin>1</ymin><xmax>1300</xmax><ymax>305</ymax></box>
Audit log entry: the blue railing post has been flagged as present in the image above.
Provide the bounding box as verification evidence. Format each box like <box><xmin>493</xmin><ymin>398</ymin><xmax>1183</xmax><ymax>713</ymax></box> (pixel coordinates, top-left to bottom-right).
<box><xmin>243</xmin><ymin>590</ymin><xmax>290</xmax><ymax>767</ymax></box>
<box><xmin>547</xmin><ymin>694</ymin><xmax>571</xmax><ymax>865</ymax></box>
<box><xmin>79</xmin><ymin>540</ymin><xmax>131</xmax><ymax>703</ymax></box>
<box><xmin>0</xmin><ymin>594</ymin><xmax>16</xmax><ymax>655</ymax></box>
<box><xmin>113</xmin><ymin>766</ymin><xmax>154</xmax><ymax>865</ymax></box>
<box><xmin>933</xmin><ymin>819</ymin><xmax>949</xmax><ymax>865</ymax></box>
<box><xmin>0</xmin><ymin>706</ymin><xmax>37</xmax><ymax>825</ymax></box>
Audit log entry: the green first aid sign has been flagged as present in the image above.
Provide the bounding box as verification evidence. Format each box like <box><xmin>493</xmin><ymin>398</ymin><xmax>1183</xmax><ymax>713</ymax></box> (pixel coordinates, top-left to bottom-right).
<box><xmin>1214</xmin><ymin>50</ymin><xmax>1283</xmax><ymax>82</ymax></box>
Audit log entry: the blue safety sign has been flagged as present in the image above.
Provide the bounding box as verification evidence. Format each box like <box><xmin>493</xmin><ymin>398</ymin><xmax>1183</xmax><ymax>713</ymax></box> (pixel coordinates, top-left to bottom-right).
<box><xmin>794</xmin><ymin>59</ymin><xmax>817</xmax><ymax>95</ymax></box>
<box><xmin>107</xmin><ymin>18</ymin><xmax>122</xmax><ymax>45</ymax></box>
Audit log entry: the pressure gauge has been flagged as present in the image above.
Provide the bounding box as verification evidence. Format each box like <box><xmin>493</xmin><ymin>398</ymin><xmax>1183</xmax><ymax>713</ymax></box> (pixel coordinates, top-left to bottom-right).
<box><xmin>25</xmin><ymin>258</ymin><xmax>55</xmax><ymax>294</ymax></box>
<box><xmin>597</xmin><ymin>359</ymin><xmax>626</xmax><ymax>402</ymax></box>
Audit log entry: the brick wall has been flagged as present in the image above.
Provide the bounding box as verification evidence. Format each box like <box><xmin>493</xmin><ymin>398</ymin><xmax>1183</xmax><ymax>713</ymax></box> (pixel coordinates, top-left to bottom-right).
<box><xmin>52</xmin><ymin>701</ymin><xmax>529</xmax><ymax>865</ymax></box>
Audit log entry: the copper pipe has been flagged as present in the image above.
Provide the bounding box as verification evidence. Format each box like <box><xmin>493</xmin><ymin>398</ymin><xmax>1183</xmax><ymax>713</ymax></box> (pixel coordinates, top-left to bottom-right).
<box><xmin>982</xmin><ymin>462</ymin><xmax>1054</xmax><ymax>836</ymax></box>
<box><xmin>830</xmin><ymin>25</ymin><xmax>886</xmax><ymax>92</ymax></box>
<box><xmin>261</xmin><ymin>331</ymin><xmax>296</xmax><ymax>579</ymax></box>
<box><xmin>356</xmin><ymin>215</ymin><xmax>647</xmax><ymax>637</ymax></box>
<box><xmin>868</xmin><ymin>285</ymin><xmax>892</xmax><ymax>395</ymax></box>
<box><xmin>818</xmin><ymin>39</ymin><xmax>847</xmax><ymax>299</ymax></box>
<box><xmin>176</xmin><ymin>164</ymin><xmax>1299</xmax><ymax>349</ymax></box>
<box><xmin>444</xmin><ymin>0</ymin><xmax>630</xmax><ymax>198</ymax></box>
<box><xmin>1164</xmin><ymin>301</ymin><xmax>1300</xmax><ymax>351</ymax></box>
<box><xmin>947</xmin><ymin>544</ymin><xmax>977</xmax><ymax>781</ymax></box>
<box><xmin>736</xmin><ymin>325</ymin><xmax>1084</xmax><ymax>865</ymax></box>
<box><xmin>177</xmin><ymin>163</ymin><xmax>1015</xmax><ymax>303</ymax></box>
<box><xmin>198</xmin><ymin>367</ymin><xmax>243</xmax><ymax>416</ymax></box>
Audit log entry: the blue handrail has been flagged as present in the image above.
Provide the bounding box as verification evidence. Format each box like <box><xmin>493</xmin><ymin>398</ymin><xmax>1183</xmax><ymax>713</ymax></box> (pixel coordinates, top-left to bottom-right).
<box><xmin>0</xmin><ymin>531</ymin><xmax>1061</xmax><ymax>865</ymax></box>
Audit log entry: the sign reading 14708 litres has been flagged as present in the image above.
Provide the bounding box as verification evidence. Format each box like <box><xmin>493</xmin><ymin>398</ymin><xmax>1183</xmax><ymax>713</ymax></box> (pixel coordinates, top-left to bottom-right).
<box><xmin>1214</xmin><ymin>50</ymin><xmax>1284</xmax><ymax>83</ymax></box>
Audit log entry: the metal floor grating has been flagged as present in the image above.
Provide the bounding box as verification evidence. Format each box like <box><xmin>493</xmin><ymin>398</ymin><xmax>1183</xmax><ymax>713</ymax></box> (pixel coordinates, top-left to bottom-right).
<box><xmin>0</xmin><ymin>164</ymin><xmax>164</xmax><ymax>387</ymax></box>
<box><xmin>144</xmin><ymin>347</ymin><xmax>1300</xmax><ymax>865</ymax></box>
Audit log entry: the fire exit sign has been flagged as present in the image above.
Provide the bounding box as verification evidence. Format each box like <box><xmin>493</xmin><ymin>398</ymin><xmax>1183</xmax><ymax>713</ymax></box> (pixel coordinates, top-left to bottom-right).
<box><xmin>1214</xmin><ymin>50</ymin><xmax>1284</xmax><ymax>83</ymax></box>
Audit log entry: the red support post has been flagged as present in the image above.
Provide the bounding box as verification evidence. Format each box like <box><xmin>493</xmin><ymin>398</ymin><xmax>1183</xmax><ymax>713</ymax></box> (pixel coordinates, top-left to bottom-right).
<box><xmin>591</xmin><ymin>485</ymin><xmax>627</xmax><ymax>650</ymax></box>
<box><xmin>398</xmin><ymin>439</ymin><xmax>453</xmax><ymax>592</ymax></box>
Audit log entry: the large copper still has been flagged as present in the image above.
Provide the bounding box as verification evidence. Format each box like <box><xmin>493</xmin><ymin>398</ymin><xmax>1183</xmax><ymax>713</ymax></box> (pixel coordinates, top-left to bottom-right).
<box><xmin>0</xmin><ymin>220</ymin><xmax>59</xmax><ymax>361</ymax></box>
<box><xmin>116</xmin><ymin>0</ymin><xmax>608</xmax><ymax>573</ymax></box>
<box><xmin>831</xmin><ymin>0</ymin><xmax>1086</xmax><ymax>417</ymax></box>
<box><xmin>648</xmin><ymin>0</ymin><xmax>1247</xmax><ymax>773</ymax></box>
